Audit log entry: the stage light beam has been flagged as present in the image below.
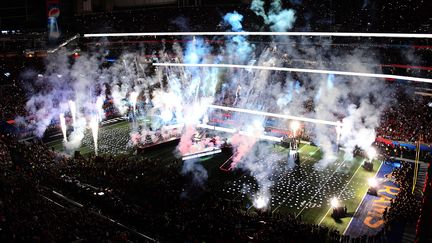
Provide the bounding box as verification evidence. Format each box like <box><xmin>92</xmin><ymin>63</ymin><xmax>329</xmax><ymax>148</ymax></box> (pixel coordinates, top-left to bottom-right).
<box><xmin>153</xmin><ymin>63</ymin><xmax>432</xmax><ymax>84</ymax></box>
<box><xmin>207</xmin><ymin>104</ymin><xmax>339</xmax><ymax>126</ymax></box>
<box><xmin>83</xmin><ymin>31</ymin><xmax>432</xmax><ymax>39</ymax></box>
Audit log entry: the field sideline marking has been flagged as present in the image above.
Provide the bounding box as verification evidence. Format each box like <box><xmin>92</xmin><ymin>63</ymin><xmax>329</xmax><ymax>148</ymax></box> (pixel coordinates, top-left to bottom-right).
<box><xmin>342</xmin><ymin>161</ymin><xmax>383</xmax><ymax>235</ymax></box>
<box><xmin>295</xmin><ymin>157</ymin><xmax>347</xmax><ymax>218</ymax></box>
<box><xmin>318</xmin><ymin>159</ymin><xmax>364</xmax><ymax>225</ymax></box>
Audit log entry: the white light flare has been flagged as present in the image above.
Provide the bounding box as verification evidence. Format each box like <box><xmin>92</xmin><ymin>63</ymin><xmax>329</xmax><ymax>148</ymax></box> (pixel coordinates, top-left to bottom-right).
<box><xmin>368</xmin><ymin>178</ymin><xmax>378</xmax><ymax>188</ymax></box>
<box><xmin>290</xmin><ymin>120</ymin><xmax>301</xmax><ymax>135</ymax></box>
<box><xmin>330</xmin><ymin>197</ymin><xmax>339</xmax><ymax>208</ymax></box>
<box><xmin>68</xmin><ymin>100</ymin><xmax>77</xmax><ymax>127</ymax></box>
<box><xmin>96</xmin><ymin>96</ymin><xmax>104</xmax><ymax>122</ymax></box>
<box><xmin>160</xmin><ymin>109</ymin><xmax>173</xmax><ymax>122</ymax></box>
<box><xmin>153</xmin><ymin>63</ymin><xmax>432</xmax><ymax>84</ymax></box>
<box><xmin>59</xmin><ymin>113</ymin><xmax>67</xmax><ymax>142</ymax></box>
<box><xmin>253</xmin><ymin>196</ymin><xmax>269</xmax><ymax>210</ymax></box>
<box><xmin>129</xmin><ymin>91</ymin><xmax>139</xmax><ymax>115</ymax></box>
<box><xmin>90</xmin><ymin>117</ymin><xmax>99</xmax><ymax>156</ymax></box>
<box><xmin>367</xmin><ymin>147</ymin><xmax>377</xmax><ymax>160</ymax></box>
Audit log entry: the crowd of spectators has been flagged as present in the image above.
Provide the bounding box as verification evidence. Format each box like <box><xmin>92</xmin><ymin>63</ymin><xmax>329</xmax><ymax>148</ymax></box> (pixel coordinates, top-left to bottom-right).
<box><xmin>376</xmin><ymin>91</ymin><xmax>432</xmax><ymax>143</ymax></box>
<box><xmin>73</xmin><ymin>5</ymin><xmax>262</xmax><ymax>35</ymax></box>
<box><xmin>383</xmin><ymin>161</ymin><xmax>422</xmax><ymax>225</ymax></box>
<box><xmin>0</xmin><ymin>58</ymin><xmax>44</xmax><ymax>120</ymax></box>
<box><xmin>0</xmin><ymin>135</ymin><xmax>136</xmax><ymax>242</ymax></box>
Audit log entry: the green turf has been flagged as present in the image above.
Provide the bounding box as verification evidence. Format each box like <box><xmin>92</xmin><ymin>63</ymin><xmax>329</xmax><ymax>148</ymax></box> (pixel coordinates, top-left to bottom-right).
<box><xmin>46</xmin><ymin>122</ymin><xmax>378</xmax><ymax>234</ymax></box>
<box><xmin>318</xmin><ymin>159</ymin><xmax>381</xmax><ymax>233</ymax></box>
<box><xmin>46</xmin><ymin>121</ymin><xmax>132</xmax><ymax>155</ymax></box>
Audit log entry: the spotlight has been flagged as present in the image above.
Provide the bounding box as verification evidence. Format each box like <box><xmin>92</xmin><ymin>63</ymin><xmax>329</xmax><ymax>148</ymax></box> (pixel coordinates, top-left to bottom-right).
<box><xmin>330</xmin><ymin>197</ymin><xmax>339</xmax><ymax>208</ymax></box>
<box><xmin>367</xmin><ymin>177</ymin><xmax>378</xmax><ymax>196</ymax></box>
<box><xmin>330</xmin><ymin>197</ymin><xmax>347</xmax><ymax>219</ymax></box>
<box><xmin>290</xmin><ymin>120</ymin><xmax>301</xmax><ymax>133</ymax></box>
<box><xmin>254</xmin><ymin>196</ymin><xmax>269</xmax><ymax>210</ymax></box>
<box><xmin>368</xmin><ymin>178</ymin><xmax>378</xmax><ymax>188</ymax></box>
<box><xmin>367</xmin><ymin>147</ymin><xmax>377</xmax><ymax>159</ymax></box>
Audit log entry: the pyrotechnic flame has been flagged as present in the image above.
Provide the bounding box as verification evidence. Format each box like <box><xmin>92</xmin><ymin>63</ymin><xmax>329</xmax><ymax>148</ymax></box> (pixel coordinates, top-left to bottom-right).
<box><xmin>253</xmin><ymin>195</ymin><xmax>269</xmax><ymax>209</ymax></box>
<box><xmin>68</xmin><ymin>100</ymin><xmax>77</xmax><ymax>127</ymax></box>
<box><xmin>330</xmin><ymin>197</ymin><xmax>339</xmax><ymax>208</ymax></box>
<box><xmin>130</xmin><ymin>91</ymin><xmax>139</xmax><ymax>114</ymax></box>
<box><xmin>290</xmin><ymin>120</ymin><xmax>301</xmax><ymax>134</ymax></box>
<box><xmin>59</xmin><ymin>113</ymin><xmax>67</xmax><ymax>142</ymax></box>
<box><xmin>367</xmin><ymin>147</ymin><xmax>377</xmax><ymax>159</ymax></box>
<box><xmin>90</xmin><ymin>117</ymin><xmax>99</xmax><ymax>155</ymax></box>
<box><xmin>368</xmin><ymin>178</ymin><xmax>378</xmax><ymax>188</ymax></box>
<box><xmin>96</xmin><ymin>96</ymin><xmax>104</xmax><ymax>122</ymax></box>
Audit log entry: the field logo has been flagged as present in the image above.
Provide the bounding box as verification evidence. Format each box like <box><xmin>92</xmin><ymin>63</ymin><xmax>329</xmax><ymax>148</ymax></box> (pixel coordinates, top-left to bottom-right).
<box><xmin>363</xmin><ymin>185</ymin><xmax>400</xmax><ymax>228</ymax></box>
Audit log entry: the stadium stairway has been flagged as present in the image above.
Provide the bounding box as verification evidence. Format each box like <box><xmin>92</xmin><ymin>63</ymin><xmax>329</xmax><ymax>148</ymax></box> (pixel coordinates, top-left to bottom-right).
<box><xmin>414</xmin><ymin>162</ymin><xmax>428</xmax><ymax>197</ymax></box>
<box><xmin>401</xmin><ymin>225</ymin><xmax>417</xmax><ymax>243</ymax></box>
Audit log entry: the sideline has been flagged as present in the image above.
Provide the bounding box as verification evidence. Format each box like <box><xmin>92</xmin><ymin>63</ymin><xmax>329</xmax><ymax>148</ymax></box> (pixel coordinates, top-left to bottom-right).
<box><xmin>342</xmin><ymin>162</ymin><xmax>383</xmax><ymax>235</ymax></box>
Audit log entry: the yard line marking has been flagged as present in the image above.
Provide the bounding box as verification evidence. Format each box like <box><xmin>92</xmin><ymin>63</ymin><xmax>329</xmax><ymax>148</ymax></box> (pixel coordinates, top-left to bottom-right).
<box><xmin>342</xmin><ymin>161</ymin><xmax>383</xmax><ymax>235</ymax></box>
<box><xmin>295</xmin><ymin>158</ymin><xmax>347</xmax><ymax>218</ymax></box>
<box><xmin>298</xmin><ymin>144</ymin><xmax>307</xmax><ymax>152</ymax></box>
<box><xmin>318</xmin><ymin>159</ymin><xmax>364</xmax><ymax>225</ymax></box>
<box><xmin>318</xmin><ymin>206</ymin><xmax>334</xmax><ymax>226</ymax></box>
<box><xmin>338</xmin><ymin>160</ymin><xmax>365</xmax><ymax>198</ymax></box>
<box><xmin>309</xmin><ymin>147</ymin><xmax>320</xmax><ymax>156</ymax></box>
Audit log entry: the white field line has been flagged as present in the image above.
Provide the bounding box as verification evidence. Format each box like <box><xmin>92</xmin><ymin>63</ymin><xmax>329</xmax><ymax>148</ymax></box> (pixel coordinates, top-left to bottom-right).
<box><xmin>318</xmin><ymin>159</ymin><xmax>364</xmax><ymax>225</ymax></box>
<box><xmin>342</xmin><ymin>161</ymin><xmax>383</xmax><ymax>235</ymax></box>
<box><xmin>298</xmin><ymin>144</ymin><xmax>307</xmax><ymax>152</ymax></box>
<box><xmin>271</xmin><ymin>181</ymin><xmax>307</xmax><ymax>214</ymax></box>
<box><xmin>295</xmin><ymin>158</ymin><xmax>348</xmax><ymax>218</ymax></box>
<box><xmin>310</xmin><ymin>147</ymin><xmax>320</xmax><ymax>156</ymax></box>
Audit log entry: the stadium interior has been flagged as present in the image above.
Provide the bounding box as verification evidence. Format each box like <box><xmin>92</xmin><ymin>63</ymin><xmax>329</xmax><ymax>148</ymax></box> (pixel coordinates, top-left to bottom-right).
<box><xmin>0</xmin><ymin>0</ymin><xmax>432</xmax><ymax>242</ymax></box>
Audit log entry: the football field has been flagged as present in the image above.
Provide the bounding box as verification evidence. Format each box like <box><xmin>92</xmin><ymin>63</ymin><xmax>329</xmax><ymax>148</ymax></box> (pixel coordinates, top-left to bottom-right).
<box><xmin>45</xmin><ymin>120</ymin><xmax>381</xmax><ymax>234</ymax></box>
